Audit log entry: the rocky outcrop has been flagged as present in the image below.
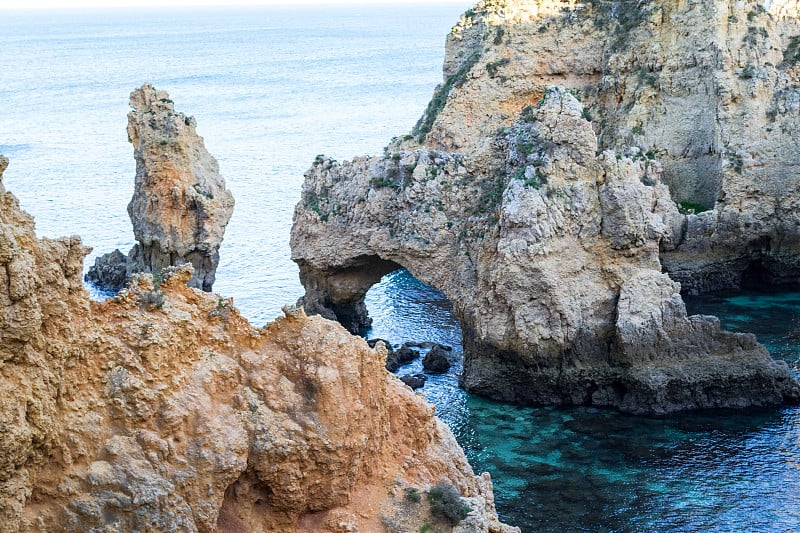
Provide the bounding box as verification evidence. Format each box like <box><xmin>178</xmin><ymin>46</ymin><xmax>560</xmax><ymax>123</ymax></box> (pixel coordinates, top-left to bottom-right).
<box><xmin>388</xmin><ymin>344</ymin><xmax>420</xmax><ymax>372</ymax></box>
<box><xmin>400</xmin><ymin>374</ymin><xmax>428</xmax><ymax>390</ymax></box>
<box><xmin>87</xmin><ymin>84</ymin><xmax>234</xmax><ymax>292</ymax></box>
<box><xmin>422</xmin><ymin>345</ymin><xmax>453</xmax><ymax>374</ymax></box>
<box><xmin>291</xmin><ymin>85</ymin><xmax>800</xmax><ymax>414</ymax></box>
<box><xmin>398</xmin><ymin>0</ymin><xmax>800</xmax><ymax>294</ymax></box>
<box><xmin>1</xmin><ymin>158</ymin><xmax>517</xmax><ymax>532</ymax></box>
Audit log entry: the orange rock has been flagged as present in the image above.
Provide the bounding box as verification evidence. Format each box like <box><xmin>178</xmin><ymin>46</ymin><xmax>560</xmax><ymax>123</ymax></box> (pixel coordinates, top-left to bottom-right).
<box><xmin>0</xmin><ymin>157</ymin><xmax>517</xmax><ymax>532</ymax></box>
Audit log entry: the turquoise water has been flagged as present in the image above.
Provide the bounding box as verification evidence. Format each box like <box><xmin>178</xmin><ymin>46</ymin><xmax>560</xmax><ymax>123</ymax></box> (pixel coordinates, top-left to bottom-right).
<box><xmin>367</xmin><ymin>271</ymin><xmax>800</xmax><ymax>532</ymax></box>
<box><xmin>4</xmin><ymin>6</ymin><xmax>800</xmax><ymax>531</ymax></box>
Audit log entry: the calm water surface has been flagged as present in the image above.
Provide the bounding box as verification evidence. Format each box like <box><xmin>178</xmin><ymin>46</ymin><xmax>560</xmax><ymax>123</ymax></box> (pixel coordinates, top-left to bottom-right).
<box><xmin>0</xmin><ymin>4</ymin><xmax>468</xmax><ymax>324</ymax></box>
<box><xmin>3</xmin><ymin>6</ymin><xmax>800</xmax><ymax>532</ymax></box>
<box><xmin>367</xmin><ymin>272</ymin><xmax>800</xmax><ymax>532</ymax></box>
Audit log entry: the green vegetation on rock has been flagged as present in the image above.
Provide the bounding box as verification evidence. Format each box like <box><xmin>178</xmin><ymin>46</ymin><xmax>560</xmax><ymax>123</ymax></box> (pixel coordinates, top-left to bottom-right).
<box><xmin>782</xmin><ymin>35</ymin><xmax>800</xmax><ymax>66</ymax></box>
<box><xmin>413</xmin><ymin>51</ymin><xmax>481</xmax><ymax>143</ymax></box>
<box><xmin>677</xmin><ymin>201</ymin><xmax>710</xmax><ymax>215</ymax></box>
<box><xmin>428</xmin><ymin>482</ymin><xmax>471</xmax><ymax>526</ymax></box>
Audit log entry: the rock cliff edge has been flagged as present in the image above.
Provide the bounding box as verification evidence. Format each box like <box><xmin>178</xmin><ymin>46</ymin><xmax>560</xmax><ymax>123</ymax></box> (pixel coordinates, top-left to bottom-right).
<box><xmin>291</xmin><ymin>0</ymin><xmax>800</xmax><ymax>414</ymax></box>
<box><xmin>1</xmin><ymin>157</ymin><xmax>516</xmax><ymax>532</ymax></box>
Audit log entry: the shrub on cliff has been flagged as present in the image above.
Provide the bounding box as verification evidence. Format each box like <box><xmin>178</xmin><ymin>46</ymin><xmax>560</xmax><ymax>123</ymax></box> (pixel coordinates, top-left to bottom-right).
<box><xmin>428</xmin><ymin>482</ymin><xmax>470</xmax><ymax>525</ymax></box>
<box><xmin>140</xmin><ymin>289</ymin><xmax>165</xmax><ymax>310</ymax></box>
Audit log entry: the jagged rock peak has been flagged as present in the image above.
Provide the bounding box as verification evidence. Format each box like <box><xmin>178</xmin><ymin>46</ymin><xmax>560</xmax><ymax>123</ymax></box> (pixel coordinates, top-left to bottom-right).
<box><xmin>0</xmin><ymin>167</ymin><xmax>517</xmax><ymax>532</ymax></box>
<box><xmin>87</xmin><ymin>83</ymin><xmax>234</xmax><ymax>292</ymax></box>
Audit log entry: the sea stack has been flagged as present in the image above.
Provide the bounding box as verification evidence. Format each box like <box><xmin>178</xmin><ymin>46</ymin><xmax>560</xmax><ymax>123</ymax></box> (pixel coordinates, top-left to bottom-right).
<box><xmin>1</xmin><ymin>157</ymin><xmax>517</xmax><ymax>532</ymax></box>
<box><xmin>290</xmin><ymin>0</ymin><xmax>800</xmax><ymax>414</ymax></box>
<box><xmin>87</xmin><ymin>83</ymin><xmax>234</xmax><ymax>292</ymax></box>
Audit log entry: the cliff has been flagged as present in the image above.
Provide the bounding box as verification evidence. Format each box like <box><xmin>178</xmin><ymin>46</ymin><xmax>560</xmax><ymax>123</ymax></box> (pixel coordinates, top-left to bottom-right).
<box><xmin>406</xmin><ymin>0</ymin><xmax>800</xmax><ymax>293</ymax></box>
<box><xmin>0</xmin><ymin>157</ymin><xmax>516</xmax><ymax>532</ymax></box>
<box><xmin>87</xmin><ymin>84</ymin><xmax>234</xmax><ymax>292</ymax></box>
<box><xmin>290</xmin><ymin>0</ymin><xmax>800</xmax><ymax>414</ymax></box>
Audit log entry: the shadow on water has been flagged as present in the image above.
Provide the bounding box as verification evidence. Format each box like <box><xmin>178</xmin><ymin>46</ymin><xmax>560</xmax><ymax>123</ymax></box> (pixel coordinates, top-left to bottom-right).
<box><xmin>366</xmin><ymin>270</ymin><xmax>800</xmax><ymax>532</ymax></box>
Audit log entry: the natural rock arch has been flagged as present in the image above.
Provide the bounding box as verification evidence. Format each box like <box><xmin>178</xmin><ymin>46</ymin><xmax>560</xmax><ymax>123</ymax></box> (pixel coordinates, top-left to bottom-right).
<box><xmin>297</xmin><ymin>255</ymin><xmax>403</xmax><ymax>333</ymax></box>
<box><xmin>291</xmin><ymin>87</ymin><xmax>800</xmax><ymax>415</ymax></box>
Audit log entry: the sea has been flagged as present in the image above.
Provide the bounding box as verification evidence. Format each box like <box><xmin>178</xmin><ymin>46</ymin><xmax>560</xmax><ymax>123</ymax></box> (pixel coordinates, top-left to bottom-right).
<box><xmin>2</xmin><ymin>4</ymin><xmax>799</xmax><ymax>532</ymax></box>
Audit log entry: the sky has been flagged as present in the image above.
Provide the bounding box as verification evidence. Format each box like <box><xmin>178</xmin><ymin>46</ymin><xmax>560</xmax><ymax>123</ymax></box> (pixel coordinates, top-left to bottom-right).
<box><xmin>0</xmin><ymin>0</ymin><xmax>472</xmax><ymax>9</ymax></box>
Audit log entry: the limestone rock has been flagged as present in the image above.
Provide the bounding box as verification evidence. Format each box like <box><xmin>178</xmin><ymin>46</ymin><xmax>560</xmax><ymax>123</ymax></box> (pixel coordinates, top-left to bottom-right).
<box><xmin>0</xmin><ymin>161</ymin><xmax>517</xmax><ymax>532</ymax></box>
<box><xmin>87</xmin><ymin>83</ymin><xmax>234</xmax><ymax>292</ymax></box>
<box><xmin>291</xmin><ymin>85</ymin><xmax>800</xmax><ymax>414</ymax></box>
<box><xmin>401</xmin><ymin>0</ymin><xmax>800</xmax><ymax>294</ymax></box>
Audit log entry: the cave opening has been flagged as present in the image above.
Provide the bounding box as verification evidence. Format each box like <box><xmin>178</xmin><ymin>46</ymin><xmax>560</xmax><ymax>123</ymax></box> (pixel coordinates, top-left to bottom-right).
<box><xmin>740</xmin><ymin>258</ymin><xmax>771</xmax><ymax>289</ymax></box>
<box><xmin>299</xmin><ymin>255</ymin><xmax>402</xmax><ymax>334</ymax></box>
<box><xmin>217</xmin><ymin>471</ymin><xmax>275</xmax><ymax>533</ymax></box>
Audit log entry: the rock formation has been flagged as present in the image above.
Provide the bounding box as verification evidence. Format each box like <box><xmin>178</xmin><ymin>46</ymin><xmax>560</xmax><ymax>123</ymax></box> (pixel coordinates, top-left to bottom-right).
<box><xmin>403</xmin><ymin>0</ymin><xmax>800</xmax><ymax>294</ymax></box>
<box><xmin>422</xmin><ymin>345</ymin><xmax>453</xmax><ymax>375</ymax></box>
<box><xmin>1</xmin><ymin>157</ymin><xmax>516</xmax><ymax>532</ymax></box>
<box><xmin>87</xmin><ymin>83</ymin><xmax>234</xmax><ymax>292</ymax></box>
<box><xmin>291</xmin><ymin>82</ymin><xmax>800</xmax><ymax>411</ymax></box>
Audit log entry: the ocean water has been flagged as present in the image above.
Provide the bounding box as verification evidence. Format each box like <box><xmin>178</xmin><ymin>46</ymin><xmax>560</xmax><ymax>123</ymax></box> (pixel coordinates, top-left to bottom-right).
<box><xmin>3</xmin><ymin>5</ymin><xmax>800</xmax><ymax>532</ymax></box>
<box><xmin>368</xmin><ymin>272</ymin><xmax>800</xmax><ymax>532</ymax></box>
<box><xmin>0</xmin><ymin>3</ymin><xmax>470</xmax><ymax>325</ymax></box>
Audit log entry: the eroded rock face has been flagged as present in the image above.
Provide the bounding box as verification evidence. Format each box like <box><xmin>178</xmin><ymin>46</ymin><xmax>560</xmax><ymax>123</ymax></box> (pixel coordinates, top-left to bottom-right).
<box><xmin>1</xmin><ymin>159</ymin><xmax>517</xmax><ymax>532</ymax></box>
<box><xmin>291</xmin><ymin>87</ymin><xmax>800</xmax><ymax>414</ymax></box>
<box><xmin>87</xmin><ymin>83</ymin><xmax>234</xmax><ymax>292</ymax></box>
<box><xmin>401</xmin><ymin>0</ymin><xmax>800</xmax><ymax>294</ymax></box>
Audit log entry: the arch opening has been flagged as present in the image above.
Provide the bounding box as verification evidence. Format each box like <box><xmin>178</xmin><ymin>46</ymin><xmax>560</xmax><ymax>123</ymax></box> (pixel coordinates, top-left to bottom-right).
<box><xmin>363</xmin><ymin>268</ymin><xmax>466</xmax><ymax>407</ymax></box>
<box><xmin>297</xmin><ymin>255</ymin><xmax>403</xmax><ymax>334</ymax></box>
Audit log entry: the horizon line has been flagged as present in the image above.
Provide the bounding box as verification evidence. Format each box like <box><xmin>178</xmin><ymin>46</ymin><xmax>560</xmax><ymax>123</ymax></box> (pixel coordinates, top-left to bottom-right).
<box><xmin>0</xmin><ymin>0</ymin><xmax>473</xmax><ymax>10</ymax></box>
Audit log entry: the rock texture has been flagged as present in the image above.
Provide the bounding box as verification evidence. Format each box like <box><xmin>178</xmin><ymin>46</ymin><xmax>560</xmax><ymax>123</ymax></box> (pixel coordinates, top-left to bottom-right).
<box><xmin>1</xmin><ymin>158</ymin><xmax>516</xmax><ymax>532</ymax></box>
<box><xmin>87</xmin><ymin>83</ymin><xmax>234</xmax><ymax>292</ymax></box>
<box><xmin>401</xmin><ymin>0</ymin><xmax>800</xmax><ymax>294</ymax></box>
<box><xmin>422</xmin><ymin>345</ymin><xmax>453</xmax><ymax>375</ymax></box>
<box><xmin>291</xmin><ymin>83</ymin><xmax>800</xmax><ymax>414</ymax></box>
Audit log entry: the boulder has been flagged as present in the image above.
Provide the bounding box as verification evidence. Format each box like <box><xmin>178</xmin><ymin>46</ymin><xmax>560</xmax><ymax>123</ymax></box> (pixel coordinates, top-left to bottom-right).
<box><xmin>400</xmin><ymin>374</ymin><xmax>427</xmax><ymax>390</ymax></box>
<box><xmin>423</xmin><ymin>345</ymin><xmax>453</xmax><ymax>374</ymax></box>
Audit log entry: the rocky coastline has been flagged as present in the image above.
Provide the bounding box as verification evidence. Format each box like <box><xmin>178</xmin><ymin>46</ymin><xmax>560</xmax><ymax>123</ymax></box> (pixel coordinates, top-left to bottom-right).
<box><xmin>291</xmin><ymin>0</ymin><xmax>800</xmax><ymax>414</ymax></box>
<box><xmin>0</xmin><ymin>153</ymin><xmax>517</xmax><ymax>531</ymax></box>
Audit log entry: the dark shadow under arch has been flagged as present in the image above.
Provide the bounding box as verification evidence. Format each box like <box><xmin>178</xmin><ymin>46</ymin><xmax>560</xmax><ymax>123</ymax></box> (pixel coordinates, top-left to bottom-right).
<box><xmin>297</xmin><ymin>254</ymin><xmax>404</xmax><ymax>333</ymax></box>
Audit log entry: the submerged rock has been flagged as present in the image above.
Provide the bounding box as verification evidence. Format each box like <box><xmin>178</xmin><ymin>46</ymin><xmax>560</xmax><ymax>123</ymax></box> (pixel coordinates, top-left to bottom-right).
<box><xmin>0</xmin><ymin>159</ymin><xmax>518</xmax><ymax>532</ymax></box>
<box><xmin>87</xmin><ymin>83</ymin><xmax>234</xmax><ymax>292</ymax></box>
<box><xmin>400</xmin><ymin>373</ymin><xmax>428</xmax><ymax>390</ymax></box>
<box><xmin>388</xmin><ymin>343</ymin><xmax>421</xmax><ymax>372</ymax></box>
